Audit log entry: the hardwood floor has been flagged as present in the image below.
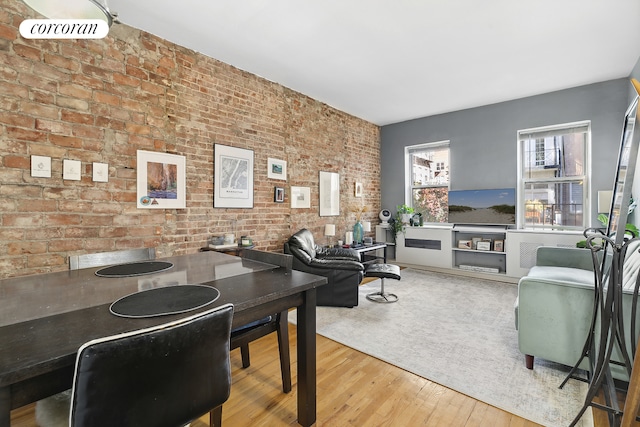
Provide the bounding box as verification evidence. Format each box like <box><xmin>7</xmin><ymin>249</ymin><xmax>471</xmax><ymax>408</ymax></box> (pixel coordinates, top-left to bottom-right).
<box><xmin>11</xmin><ymin>323</ymin><xmax>543</xmax><ymax>427</ymax></box>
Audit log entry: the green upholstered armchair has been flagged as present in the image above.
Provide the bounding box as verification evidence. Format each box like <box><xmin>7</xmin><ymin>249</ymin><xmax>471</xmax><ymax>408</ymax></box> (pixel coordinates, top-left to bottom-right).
<box><xmin>515</xmin><ymin>243</ymin><xmax>640</xmax><ymax>381</ymax></box>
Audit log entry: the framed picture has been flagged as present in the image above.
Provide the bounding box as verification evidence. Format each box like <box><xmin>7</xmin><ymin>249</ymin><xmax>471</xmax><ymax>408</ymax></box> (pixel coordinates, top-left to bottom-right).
<box><xmin>458</xmin><ymin>240</ymin><xmax>472</xmax><ymax>249</ymax></box>
<box><xmin>137</xmin><ymin>150</ymin><xmax>186</xmax><ymax>209</ymax></box>
<box><xmin>471</xmin><ymin>237</ymin><xmax>482</xmax><ymax>250</ymax></box>
<box><xmin>319</xmin><ymin>171</ymin><xmax>340</xmax><ymax>216</ymax></box>
<box><xmin>214</xmin><ymin>144</ymin><xmax>254</xmax><ymax>208</ymax></box>
<box><xmin>476</xmin><ymin>241</ymin><xmax>491</xmax><ymax>251</ymax></box>
<box><xmin>274</xmin><ymin>186</ymin><xmax>285</xmax><ymax>203</ymax></box>
<box><xmin>291</xmin><ymin>186</ymin><xmax>310</xmax><ymax>208</ymax></box>
<box><xmin>267</xmin><ymin>157</ymin><xmax>287</xmax><ymax>181</ymax></box>
<box><xmin>494</xmin><ymin>239</ymin><xmax>504</xmax><ymax>252</ymax></box>
<box><xmin>355</xmin><ymin>182</ymin><xmax>363</xmax><ymax>197</ymax></box>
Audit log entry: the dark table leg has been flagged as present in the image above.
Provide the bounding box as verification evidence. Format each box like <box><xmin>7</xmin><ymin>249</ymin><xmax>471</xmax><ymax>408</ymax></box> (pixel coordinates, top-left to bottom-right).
<box><xmin>0</xmin><ymin>387</ymin><xmax>9</xmax><ymax>427</ymax></box>
<box><xmin>296</xmin><ymin>288</ymin><xmax>317</xmax><ymax>427</ymax></box>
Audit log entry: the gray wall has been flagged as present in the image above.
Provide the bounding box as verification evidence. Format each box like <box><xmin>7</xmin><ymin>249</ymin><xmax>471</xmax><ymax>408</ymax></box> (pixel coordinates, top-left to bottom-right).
<box><xmin>380</xmin><ymin>78</ymin><xmax>631</xmax><ymax>227</ymax></box>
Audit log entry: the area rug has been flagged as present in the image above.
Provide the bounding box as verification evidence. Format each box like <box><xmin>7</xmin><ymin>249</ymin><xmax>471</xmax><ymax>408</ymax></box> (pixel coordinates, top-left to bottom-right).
<box><xmin>289</xmin><ymin>268</ymin><xmax>593</xmax><ymax>427</ymax></box>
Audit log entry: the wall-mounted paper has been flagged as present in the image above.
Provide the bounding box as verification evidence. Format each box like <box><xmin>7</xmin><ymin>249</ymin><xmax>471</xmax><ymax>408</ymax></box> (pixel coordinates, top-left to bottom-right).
<box><xmin>31</xmin><ymin>155</ymin><xmax>51</xmax><ymax>178</ymax></box>
<box><xmin>63</xmin><ymin>159</ymin><xmax>81</xmax><ymax>180</ymax></box>
<box><xmin>93</xmin><ymin>162</ymin><xmax>109</xmax><ymax>182</ymax></box>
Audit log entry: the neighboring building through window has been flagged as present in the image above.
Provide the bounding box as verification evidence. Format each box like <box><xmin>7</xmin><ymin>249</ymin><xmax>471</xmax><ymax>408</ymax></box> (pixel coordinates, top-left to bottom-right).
<box><xmin>406</xmin><ymin>141</ymin><xmax>450</xmax><ymax>223</ymax></box>
<box><xmin>517</xmin><ymin>121</ymin><xmax>590</xmax><ymax>229</ymax></box>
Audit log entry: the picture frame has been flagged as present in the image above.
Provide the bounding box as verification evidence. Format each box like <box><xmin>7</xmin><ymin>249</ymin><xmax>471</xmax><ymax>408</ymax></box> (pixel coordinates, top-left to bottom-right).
<box><xmin>471</xmin><ymin>237</ymin><xmax>482</xmax><ymax>250</ymax></box>
<box><xmin>291</xmin><ymin>186</ymin><xmax>311</xmax><ymax>208</ymax></box>
<box><xmin>476</xmin><ymin>241</ymin><xmax>491</xmax><ymax>251</ymax></box>
<box><xmin>274</xmin><ymin>186</ymin><xmax>285</xmax><ymax>203</ymax></box>
<box><xmin>458</xmin><ymin>240</ymin><xmax>472</xmax><ymax>249</ymax></box>
<box><xmin>355</xmin><ymin>182</ymin><xmax>363</xmax><ymax>197</ymax></box>
<box><xmin>267</xmin><ymin>157</ymin><xmax>287</xmax><ymax>181</ymax></box>
<box><xmin>214</xmin><ymin>144</ymin><xmax>254</xmax><ymax>208</ymax></box>
<box><xmin>319</xmin><ymin>171</ymin><xmax>340</xmax><ymax>216</ymax></box>
<box><xmin>137</xmin><ymin>150</ymin><xmax>186</xmax><ymax>209</ymax></box>
<box><xmin>494</xmin><ymin>239</ymin><xmax>504</xmax><ymax>252</ymax></box>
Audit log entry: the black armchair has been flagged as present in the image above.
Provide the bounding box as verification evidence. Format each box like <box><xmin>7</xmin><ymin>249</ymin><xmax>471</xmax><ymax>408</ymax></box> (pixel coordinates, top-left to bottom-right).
<box><xmin>284</xmin><ymin>228</ymin><xmax>364</xmax><ymax>307</ymax></box>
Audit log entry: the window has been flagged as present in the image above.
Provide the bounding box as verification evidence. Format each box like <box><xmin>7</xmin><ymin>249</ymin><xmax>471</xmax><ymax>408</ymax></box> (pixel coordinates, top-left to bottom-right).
<box><xmin>406</xmin><ymin>141</ymin><xmax>450</xmax><ymax>223</ymax></box>
<box><xmin>517</xmin><ymin>122</ymin><xmax>590</xmax><ymax>229</ymax></box>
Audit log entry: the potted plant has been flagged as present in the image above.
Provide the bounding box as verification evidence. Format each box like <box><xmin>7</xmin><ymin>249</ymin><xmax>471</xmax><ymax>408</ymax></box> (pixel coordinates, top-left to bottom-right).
<box><xmin>391</xmin><ymin>204</ymin><xmax>414</xmax><ymax>242</ymax></box>
<box><xmin>397</xmin><ymin>204</ymin><xmax>414</xmax><ymax>226</ymax></box>
<box><xmin>576</xmin><ymin>209</ymin><xmax>639</xmax><ymax>248</ymax></box>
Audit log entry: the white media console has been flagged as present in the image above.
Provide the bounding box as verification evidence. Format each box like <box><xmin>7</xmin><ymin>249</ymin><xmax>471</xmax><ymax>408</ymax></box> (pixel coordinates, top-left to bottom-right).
<box><xmin>377</xmin><ymin>224</ymin><xmax>583</xmax><ymax>279</ymax></box>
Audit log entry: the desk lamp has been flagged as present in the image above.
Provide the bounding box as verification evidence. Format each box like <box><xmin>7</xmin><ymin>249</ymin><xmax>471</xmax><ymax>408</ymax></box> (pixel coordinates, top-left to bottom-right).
<box><xmin>324</xmin><ymin>224</ymin><xmax>336</xmax><ymax>247</ymax></box>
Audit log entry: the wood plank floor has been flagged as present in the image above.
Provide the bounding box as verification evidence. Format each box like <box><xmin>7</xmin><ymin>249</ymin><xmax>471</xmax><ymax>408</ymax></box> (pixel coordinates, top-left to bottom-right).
<box><xmin>11</xmin><ymin>323</ymin><xmax>546</xmax><ymax>427</ymax></box>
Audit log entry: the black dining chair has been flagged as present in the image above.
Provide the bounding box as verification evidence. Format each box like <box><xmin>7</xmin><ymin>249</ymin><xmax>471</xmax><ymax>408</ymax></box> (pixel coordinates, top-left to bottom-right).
<box><xmin>232</xmin><ymin>249</ymin><xmax>293</xmax><ymax>393</ymax></box>
<box><xmin>36</xmin><ymin>303</ymin><xmax>234</xmax><ymax>427</ymax></box>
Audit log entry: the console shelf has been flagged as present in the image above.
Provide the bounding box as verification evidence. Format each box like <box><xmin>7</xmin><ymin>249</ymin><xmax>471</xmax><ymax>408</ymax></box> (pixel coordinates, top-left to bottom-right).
<box><xmin>452</xmin><ymin>224</ymin><xmax>507</xmax><ymax>274</ymax></box>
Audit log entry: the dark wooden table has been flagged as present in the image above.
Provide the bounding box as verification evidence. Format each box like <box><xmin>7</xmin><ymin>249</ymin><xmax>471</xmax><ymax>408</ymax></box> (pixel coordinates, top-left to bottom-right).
<box><xmin>0</xmin><ymin>251</ymin><xmax>327</xmax><ymax>427</ymax></box>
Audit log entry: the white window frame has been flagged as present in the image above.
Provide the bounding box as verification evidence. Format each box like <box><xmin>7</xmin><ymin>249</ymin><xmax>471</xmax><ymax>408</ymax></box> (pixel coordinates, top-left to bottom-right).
<box><xmin>516</xmin><ymin>121</ymin><xmax>591</xmax><ymax>230</ymax></box>
<box><xmin>404</xmin><ymin>141</ymin><xmax>450</xmax><ymax>221</ymax></box>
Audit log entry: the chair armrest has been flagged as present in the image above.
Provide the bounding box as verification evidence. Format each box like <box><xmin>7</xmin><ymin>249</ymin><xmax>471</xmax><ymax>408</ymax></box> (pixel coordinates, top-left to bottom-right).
<box><xmin>536</xmin><ymin>246</ymin><xmax>595</xmax><ymax>271</ymax></box>
<box><xmin>316</xmin><ymin>246</ymin><xmax>361</xmax><ymax>262</ymax></box>
<box><xmin>308</xmin><ymin>257</ymin><xmax>364</xmax><ymax>272</ymax></box>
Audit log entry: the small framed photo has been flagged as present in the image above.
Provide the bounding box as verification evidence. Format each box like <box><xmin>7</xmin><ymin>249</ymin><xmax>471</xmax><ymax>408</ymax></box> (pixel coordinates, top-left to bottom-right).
<box><xmin>274</xmin><ymin>186</ymin><xmax>285</xmax><ymax>203</ymax></box>
<box><xmin>476</xmin><ymin>241</ymin><xmax>491</xmax><ymax>251</ymax></box>
<box><xmin>355</xmin><ymin>182</ymin><xmax>363</xmax><ymax>197</ymax></box>
<box><xmin>458</xmin><ymin>240</ymin><xmax>472</xmax><ymax>249</ymax></box>
<box><xmin>494</xmin><ymin>239</ymin><xmax>504</xmax><ymax>252</ymax></box>
<box><xmin>267</xmin><ymin>158</ymin><xmax>287</xmax><ymax>181</ymax></box>
<box><xmin>291</xmin><ymin>186</ymin><xmax>311</xmax><ymax>209</ymax></box>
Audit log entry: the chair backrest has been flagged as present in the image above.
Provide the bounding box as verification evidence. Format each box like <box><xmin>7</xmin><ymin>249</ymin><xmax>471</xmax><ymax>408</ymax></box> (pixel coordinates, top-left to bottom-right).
<box><xmin>285</xmin><ymin>229</ymin><xmax>317</xmax><ymax>264</ymax></box>
<box><xmin>70</xmin><ymin>303</ymin><xmax>234</xmax><ymax>427</ymax></box>
<box><xmin>242</xmin><ymin>249</ymin><xmax>293</xmax><ymax>271</ymax></box>
<box><xmin>69</xmin><ymin>248</ymin><xmax>156</xmax><ymax>270</ymax></box>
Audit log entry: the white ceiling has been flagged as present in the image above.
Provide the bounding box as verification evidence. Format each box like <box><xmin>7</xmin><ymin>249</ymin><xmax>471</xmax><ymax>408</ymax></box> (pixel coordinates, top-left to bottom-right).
<box><xmin>107</xmin><ymin>0</ymin><xmax>640</xmax><ymax>126</ymax></box>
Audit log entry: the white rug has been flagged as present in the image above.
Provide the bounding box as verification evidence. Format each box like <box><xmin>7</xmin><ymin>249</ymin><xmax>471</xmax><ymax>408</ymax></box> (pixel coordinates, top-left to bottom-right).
<box><xmin>290</xmin><ymin>268</ymin><xmax>593</xmax><ymax>427</ymax></box>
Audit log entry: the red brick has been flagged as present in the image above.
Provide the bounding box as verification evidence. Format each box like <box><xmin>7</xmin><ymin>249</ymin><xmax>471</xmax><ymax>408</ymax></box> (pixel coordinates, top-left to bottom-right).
<box><xmin>49</xmin><ymin>134</ymin><xmax>83</xmax><ymax>148</ymax></box>
<box><xmin>44</xmin><ymin>52</ymin><xmax>79</xmax><ymax>71</ymax></box>
<box><xmin>0</xmin><ymin>80</ymin><xmax>28</xmax><ymax>98</ymax></box>
<box><xmin>61</xmin><ymin>110</ymin><xmax>93</xmax><ymax>125</ymax></box>
<box><xmin>7</xmin><ymin>241</ymin><xmax>47</xmax><ymax>255</ymax></box>
<box><xmin>27</xmin><ymin>253</ymin><xmax>65</xmax><ymax>268</ymax></box>
<box><xmin>3</xmin><ymin>213</ymin><xmax>43</xmax><ymax>227</ymax></box>
<box><xmin>94</xmin><ymin>91</ymin><xmax>120</xmax><ymax>106</ymax></box>
<box><xmin>4</xmin><ymin>155</ymin><xmax>29</xmax><ymax>169</ymax></box>
<box><xmin>20</xmin><ymin>101</ymin><xmax>59</xmax><ymax>119</ymax></box>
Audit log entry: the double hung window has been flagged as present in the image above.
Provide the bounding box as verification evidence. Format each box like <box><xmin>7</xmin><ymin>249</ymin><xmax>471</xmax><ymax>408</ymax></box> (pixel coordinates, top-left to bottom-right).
<box><xmin>406</xmin><ymin>141</ymin><xmax>450</xmax><ymax>223</ymax></box>
<box><xmin>517</xmin><ymin>122</ymin><xmax>590</xmax><ymax>229</ymax></box>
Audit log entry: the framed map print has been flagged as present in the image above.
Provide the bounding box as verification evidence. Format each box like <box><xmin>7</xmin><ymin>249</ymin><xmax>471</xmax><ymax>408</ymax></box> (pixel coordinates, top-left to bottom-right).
<box><xmin>214</xmin><ymin>144</ymin><xmax>254</xmax><ymax>208</ymax></box>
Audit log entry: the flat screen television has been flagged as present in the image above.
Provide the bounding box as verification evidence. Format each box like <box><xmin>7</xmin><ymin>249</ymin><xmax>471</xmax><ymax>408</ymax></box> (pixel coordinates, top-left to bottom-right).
<box><xmin>448</xmin><ymin>188</ymin><xmax>516</xmax><ymax>225</ymax></box>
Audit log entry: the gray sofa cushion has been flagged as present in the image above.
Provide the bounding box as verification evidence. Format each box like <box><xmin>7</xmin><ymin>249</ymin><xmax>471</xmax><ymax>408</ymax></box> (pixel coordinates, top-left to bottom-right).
<box><xmin>525</xmin><ymin>265</ymin><xmax>594</xmax><ymax>287</ymax></box>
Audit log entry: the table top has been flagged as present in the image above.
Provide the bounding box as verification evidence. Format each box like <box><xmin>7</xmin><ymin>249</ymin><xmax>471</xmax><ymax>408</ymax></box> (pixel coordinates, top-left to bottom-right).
<box><xmin>351</xmin><ymin>243</ymin><xmax>387</xmax><ymax>252</ymax></box>
<box><xmin>0</xmin><ymin>251</ymin><xmax>326</xmax><ymax>388</ymax></box>
<box><xmin>0</xmin><ymin>251</ymin><xmax>271</xmax><ymax>327</ymax></box>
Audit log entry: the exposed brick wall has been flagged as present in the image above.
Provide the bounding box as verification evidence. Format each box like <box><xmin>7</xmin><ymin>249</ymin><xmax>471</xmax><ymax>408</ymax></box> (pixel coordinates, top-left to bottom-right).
<box><xmin>0</xmin><ymin>0</ymin><xmax>380</xmax><ymax>279</ymax></box>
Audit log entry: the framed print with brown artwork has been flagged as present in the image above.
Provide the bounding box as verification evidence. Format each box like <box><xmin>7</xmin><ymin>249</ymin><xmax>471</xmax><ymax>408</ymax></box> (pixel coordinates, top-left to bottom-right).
<box><xmin>137</xmin><ymin>150</ymin><xmax>186</xmax><ymax>209</ymax></box>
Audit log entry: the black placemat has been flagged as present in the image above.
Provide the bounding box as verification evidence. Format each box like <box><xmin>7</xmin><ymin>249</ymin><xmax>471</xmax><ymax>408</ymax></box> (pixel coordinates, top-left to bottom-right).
<box><xmin>110</xmin><ymin>285</ymin><xmax>220</xmax><ymax>318</ymax></box>
<box><xmin>95</xmin><ymin>261</ymin><xmax>174</xmax><ymax>277</ymax></box>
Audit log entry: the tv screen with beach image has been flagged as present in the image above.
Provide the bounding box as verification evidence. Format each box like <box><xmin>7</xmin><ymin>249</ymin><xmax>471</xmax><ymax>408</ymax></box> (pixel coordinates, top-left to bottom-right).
<box><xmin>448</xmin><ymin>188</ymin><xmax>516</xmax><ymax>225</ymax></box>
